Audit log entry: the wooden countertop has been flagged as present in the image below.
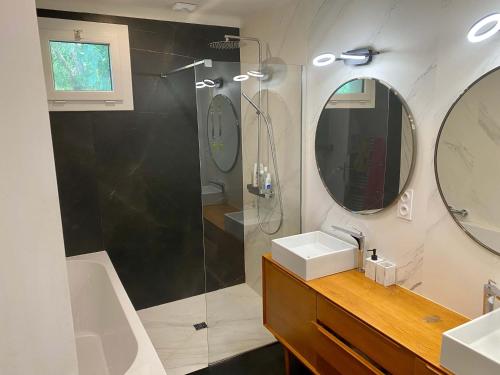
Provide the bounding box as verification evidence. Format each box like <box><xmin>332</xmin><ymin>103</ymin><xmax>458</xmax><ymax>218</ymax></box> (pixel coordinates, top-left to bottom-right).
<box><xmin>202</xmin><ymin>204</ymin><xmax>239</xmax><ymax>231</ymax></box>
<box><xmin>263</xmin><ymin>253</ymin><xmax>469</xmax><ymax>370</ymax></box>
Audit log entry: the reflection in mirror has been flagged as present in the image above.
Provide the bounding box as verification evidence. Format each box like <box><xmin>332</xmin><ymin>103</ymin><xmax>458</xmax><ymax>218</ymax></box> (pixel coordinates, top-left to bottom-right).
<box><xmin>207</xmin><ymin>94</ymin><xmax>240</xmax><ymax>172</ymax></box>
<box><xmin>436</xmin><ymin>67</ymin><xmax>500</xmax><ymax>255</ymax></box>
<box><xmin>315</xmin><ymin>78</ymin><xmax>415</xmax><ymax>213</ymax></box>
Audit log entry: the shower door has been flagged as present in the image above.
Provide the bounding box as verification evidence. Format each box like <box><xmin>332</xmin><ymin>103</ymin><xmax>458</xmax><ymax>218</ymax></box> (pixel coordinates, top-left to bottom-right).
<box><xmin>195</xmin><ymin>60</ymin><xmax>303</xmax><ymax>366</ymax></box>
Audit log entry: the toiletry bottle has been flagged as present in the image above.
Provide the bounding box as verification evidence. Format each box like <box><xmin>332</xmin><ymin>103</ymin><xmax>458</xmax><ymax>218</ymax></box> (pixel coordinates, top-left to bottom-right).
<box><xmin>263</xmin><ymin>167</ymin><xmax>269</xmax><ymax>190</ymax></box>
<box><xmin>365</xmin><ymin>249</ymin><xmax>383</xmax><ymax>281</ymax></box>
<box><xmin>253</xmin><ymin>163</ymin><xmax>258</xmax><ymax>187</ymax></box>
<box><xmin>265</xmin><ymin>173</ymin><xmax>272</xmax><ymax>191</ymax></box>
<box><xmin>259</xmin><ymin>164</ymin><xmax>265</xmax><ymax>191</ymax></box>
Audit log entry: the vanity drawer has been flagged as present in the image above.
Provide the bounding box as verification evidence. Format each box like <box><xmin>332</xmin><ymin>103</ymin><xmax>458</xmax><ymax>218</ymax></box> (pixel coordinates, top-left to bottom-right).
<box><xmin>317</xmin><ymin>295</ymin><xmax>415</xmax><ymax>374</ymax></box>
<box><xmin>414</xmin><ymin>358</ymin><xmax>447</xmax><ymax>375</ymax></box>
<box><xmin>263</xmin><ymin>258</ymin><xmax>317</xmax><ymax>369</ymax></box>
<box><xmin>312</xmin><ymin>321</ymin><xmax>383</xmax><ymax>375</ymax></box>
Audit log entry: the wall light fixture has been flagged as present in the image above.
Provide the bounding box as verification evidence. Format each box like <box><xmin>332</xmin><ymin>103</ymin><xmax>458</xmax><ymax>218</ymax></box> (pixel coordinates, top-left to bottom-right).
<box><xmin>233</xmin><ymin>74</ymin><xmax>249</xmax><ymax>82</ymax></box>
<box><xmin>313</xmin><ymin>47</ymin><xmax>379</xmax><ymax>67</ymax></box>
<box><xmin>467</xmin><ymin>13</ymin><xmax>500</xmax><ymax>43</ymax></box>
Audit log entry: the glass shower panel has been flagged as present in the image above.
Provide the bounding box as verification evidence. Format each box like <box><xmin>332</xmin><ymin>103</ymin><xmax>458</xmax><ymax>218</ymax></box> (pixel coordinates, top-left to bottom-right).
<box><xmin>195</xmin><ymin>60</ymin><xmax>302</xmax><ymax>366</ymax></box>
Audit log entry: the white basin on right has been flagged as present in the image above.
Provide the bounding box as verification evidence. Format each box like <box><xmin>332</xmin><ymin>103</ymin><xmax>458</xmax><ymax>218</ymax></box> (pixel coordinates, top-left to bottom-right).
<box><xmin>441</xmin><ymin>307</ymin><xmax>500</xmax><ymax>375</ymax></box>
<box><xmin>271</xmin><ymin>231</ymin><xmax>357</xmax><ymax>281</ymax></box>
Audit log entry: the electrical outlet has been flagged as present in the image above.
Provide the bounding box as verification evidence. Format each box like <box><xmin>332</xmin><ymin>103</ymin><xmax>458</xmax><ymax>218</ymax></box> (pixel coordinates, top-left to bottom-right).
<box><xmin>397</xmin><ymin>189</ymin><xmax>413</xmax><ymax>221</ymax></box>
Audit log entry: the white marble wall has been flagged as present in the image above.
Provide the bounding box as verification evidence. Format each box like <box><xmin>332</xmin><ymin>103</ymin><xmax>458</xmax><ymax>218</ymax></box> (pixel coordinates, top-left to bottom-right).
<box><xmin>239</xmin><ymin>61</ymin><xmax>303</xmax><ymax>294</ymax></box>
<box><xmin>242</xmin><ymin>0</ymin><xmax>500</xmax><ymax>318</ymax></box>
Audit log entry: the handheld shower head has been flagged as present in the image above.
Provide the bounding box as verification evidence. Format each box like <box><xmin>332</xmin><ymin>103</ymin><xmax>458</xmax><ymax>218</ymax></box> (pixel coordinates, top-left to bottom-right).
<box><xmin>242</xmin><ymin>92</ymin><xmax>264</xmax><ymax>115</ymax></box>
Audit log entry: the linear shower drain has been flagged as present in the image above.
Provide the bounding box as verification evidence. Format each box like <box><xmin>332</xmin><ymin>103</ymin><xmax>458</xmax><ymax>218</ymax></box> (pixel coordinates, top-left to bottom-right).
<box><xmin>193</xmin><ymin>322</ymin><xmax>208</xmax><ymax>330</ymax></box>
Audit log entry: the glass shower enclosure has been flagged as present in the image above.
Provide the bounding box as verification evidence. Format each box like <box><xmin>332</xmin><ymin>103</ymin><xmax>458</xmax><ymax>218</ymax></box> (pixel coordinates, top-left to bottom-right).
<box><xmin>150</xmin><ymin>58</ymin><xmax>302</xmax><ymax>374</ymax></box>
<box><xmin>195</xmin><ymin>60</ymin><xmax>302</xmax><ymax>367</ymax></box>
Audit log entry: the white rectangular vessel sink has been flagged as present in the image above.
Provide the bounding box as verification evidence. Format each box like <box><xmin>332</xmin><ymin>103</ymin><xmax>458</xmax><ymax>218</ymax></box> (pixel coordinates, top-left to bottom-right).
<box><xmin>441</xmin><ymin>307</ymin><xmax>500</xmax><ymax>375</ymax></box>
<box><xmin>271</xmin><ymin>231</ymin><xmax>357</xmax><ymax>281</ymax></box>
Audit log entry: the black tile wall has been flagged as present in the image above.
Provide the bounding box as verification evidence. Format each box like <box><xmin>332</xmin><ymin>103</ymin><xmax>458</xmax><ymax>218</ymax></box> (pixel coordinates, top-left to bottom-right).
<box><xmin>39</xmin><ymin>9</ymin><xmax>240</xmax><ymax>310</ymax></box>
<box><xmin>50</xmin><ymin>113</ymin><xmax>103</xmax><ymax>254</ymax></box>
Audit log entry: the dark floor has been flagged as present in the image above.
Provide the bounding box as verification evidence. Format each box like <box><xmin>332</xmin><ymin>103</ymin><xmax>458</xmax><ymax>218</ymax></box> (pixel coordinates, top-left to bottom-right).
<box><xmin>190</xmin><ymin>343</ymin><xmax>312</xmax><ymax>375</ymax></box>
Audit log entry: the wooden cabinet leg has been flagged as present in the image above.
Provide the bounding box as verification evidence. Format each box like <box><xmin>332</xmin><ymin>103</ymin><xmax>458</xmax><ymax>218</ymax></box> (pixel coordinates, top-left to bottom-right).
<box><xmin>283</xmin><ymin>346</ymin><xmax>291</xmax><ymax>375</ymax></box>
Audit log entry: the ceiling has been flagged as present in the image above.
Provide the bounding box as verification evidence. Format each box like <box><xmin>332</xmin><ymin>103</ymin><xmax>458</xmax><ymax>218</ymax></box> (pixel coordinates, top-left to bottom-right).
<box><xmin>144</xmin><ymin>0</ymin><xmax>291</xmax><ymax>18</ymax></box>
<box><xmin>36</xmin><ymin>0</ymin><xmax>293</xmax><ymax>27</ymax></box>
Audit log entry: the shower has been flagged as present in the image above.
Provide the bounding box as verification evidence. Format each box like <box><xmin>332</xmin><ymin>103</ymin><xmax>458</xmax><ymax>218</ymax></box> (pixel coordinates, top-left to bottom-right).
<box><xmin>241</xmin><ymin>93</ymin><xmax>283</xmax><ymax>234</ymax></box>
<box><xmin>209</xmin><ymin>35</ymin><xmax>283</xmax><ymax>234</ymax></box>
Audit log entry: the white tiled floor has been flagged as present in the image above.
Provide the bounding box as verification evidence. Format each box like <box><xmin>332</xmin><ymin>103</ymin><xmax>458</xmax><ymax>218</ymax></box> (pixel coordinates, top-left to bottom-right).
<box><xmin>138</xmin><ymin>283</ymin><xmax>276</xmax><ymax>375</ymax></box>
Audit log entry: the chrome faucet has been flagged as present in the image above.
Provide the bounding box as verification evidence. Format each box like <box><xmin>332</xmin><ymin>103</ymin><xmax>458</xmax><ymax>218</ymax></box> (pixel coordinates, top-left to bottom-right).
<box><xmin>483</xmin><ymin>279</ymin><xmax>500</xmax><ymax>314</ymax></box>
<box><xmin>331</xmin><ymin>225</ymin><xmax>365</xmax><ymax>272</ymax></box>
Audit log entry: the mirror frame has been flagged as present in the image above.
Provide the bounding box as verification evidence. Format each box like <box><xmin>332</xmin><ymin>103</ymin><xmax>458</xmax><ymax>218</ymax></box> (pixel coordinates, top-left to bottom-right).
<box><xmin>206</xmin><ymin>93</ymin><xmax>240</xmax><ymax>173</ymax></box>
<box><xmin>434</xmin><ymin>66</ymin><xmax>500</xmax><ymax>256</ymax></box>
<box><xmin>315</xmin><ymin>77</ymin><xmax>417</xmax><ymax>215</ymax></box>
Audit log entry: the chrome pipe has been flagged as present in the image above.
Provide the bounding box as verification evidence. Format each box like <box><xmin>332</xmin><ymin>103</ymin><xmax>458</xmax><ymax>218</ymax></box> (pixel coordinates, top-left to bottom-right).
<box><xmin>160</xmin><ymin>59</ymin><xmax>213</xmax><ymax>77</ymax></box>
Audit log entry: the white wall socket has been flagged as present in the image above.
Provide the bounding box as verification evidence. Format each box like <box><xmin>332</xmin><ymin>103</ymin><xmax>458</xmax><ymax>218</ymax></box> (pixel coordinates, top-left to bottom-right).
<box><xmin>397</xmin><ymin>189</ymin><xmax>413</xmax><ymax>221</ymax></box>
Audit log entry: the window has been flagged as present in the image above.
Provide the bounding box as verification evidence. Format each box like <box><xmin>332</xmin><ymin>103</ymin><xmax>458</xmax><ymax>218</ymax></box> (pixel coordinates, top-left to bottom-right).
<box><xmin>327</xmin><ymin>79</ymin><xmax>376</xmax><ymax>109</ymax></box>
<box><xmin>38</xmin><ymin>18</ymin><xmax>133</xmax><ymax>111</ymax></box>
<box><xmin>49</xmin><ymin>41</ymin><xmax>113</xmax><ymax>91</ymax></box>
<box><xmin>335</xmin><ymin>80</ymin><xmax>364</xmax><ymax>95</ymax></box>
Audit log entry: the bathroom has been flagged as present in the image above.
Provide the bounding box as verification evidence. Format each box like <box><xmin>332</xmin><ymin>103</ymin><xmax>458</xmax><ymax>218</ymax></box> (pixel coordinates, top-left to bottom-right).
<box><xmin>3</xmin><ymin>0</ymin><xmax>500</xmax><ymax>374</ymax></box>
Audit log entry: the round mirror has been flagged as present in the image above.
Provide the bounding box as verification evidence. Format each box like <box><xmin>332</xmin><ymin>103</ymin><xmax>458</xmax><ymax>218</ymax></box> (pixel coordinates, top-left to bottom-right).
<box><xmin>315</xmin><ymin>78</ymin><xmax>415</xmax><ymax>214</ymax></box>
<box><xmin>207</xmin><ymin>94</ymin><xmax>240</xmax><ymax>172</ymax></box>
<box><xmin>435</xmin><ymin>67</ymin><xmax>500</xmax><ymax>255</ymax></box>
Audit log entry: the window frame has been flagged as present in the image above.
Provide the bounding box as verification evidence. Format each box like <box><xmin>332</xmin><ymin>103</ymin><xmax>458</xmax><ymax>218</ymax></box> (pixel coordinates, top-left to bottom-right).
<box><xmin>326</xmin><ymin>79</ymin><xmax>376</xmax><ymax>109</ymax></box>
<box><xmin>38</xmin><ymin>17</ymin><xmax>133</xmax><ymax>111</ymax></box>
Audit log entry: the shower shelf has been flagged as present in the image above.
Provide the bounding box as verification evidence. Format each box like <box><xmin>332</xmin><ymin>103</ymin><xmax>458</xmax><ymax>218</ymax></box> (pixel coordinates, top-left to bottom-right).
<box><xmin>247</xmin><ymin>184</ymin><xmax>273</xmax><ymax>199</ymax></box>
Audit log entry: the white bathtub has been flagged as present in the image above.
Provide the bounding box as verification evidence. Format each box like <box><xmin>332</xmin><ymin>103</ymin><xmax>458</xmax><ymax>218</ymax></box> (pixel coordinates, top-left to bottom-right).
<box><xmin>67</xmin><ymin>251</ymin><xmax>166</xmax><ymax>375</ymax></box>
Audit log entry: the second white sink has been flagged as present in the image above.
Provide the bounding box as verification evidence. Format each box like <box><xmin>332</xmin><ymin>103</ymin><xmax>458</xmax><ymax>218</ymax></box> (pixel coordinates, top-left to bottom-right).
<box><xmin>271</xmin><ymin>231</ymin><xmax>357</xmax><ymax>281</ymax></box>
<box><xmin>441</xmin><ymin>307</ymin><xmax>500</xmax><ymax>375</ymax></box>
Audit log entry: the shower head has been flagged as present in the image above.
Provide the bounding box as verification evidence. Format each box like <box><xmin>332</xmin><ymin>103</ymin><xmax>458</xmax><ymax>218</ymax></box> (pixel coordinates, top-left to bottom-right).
<box><xmin>209</xmin><ymin>35</ymin><xmax>261</xmax><ymax>50</ymax></box>
<box><xmin>209</xmin><ymin>39</ymin><xmax>242</xmax><ymax>50</ymax></box>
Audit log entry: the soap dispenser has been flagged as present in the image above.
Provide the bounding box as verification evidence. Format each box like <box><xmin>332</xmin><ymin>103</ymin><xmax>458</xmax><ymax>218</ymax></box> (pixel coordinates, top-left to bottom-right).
<box><xmin>365</xmin><ymin>249</ymin><xmax>383</xmax><ymax>281</ymax></box>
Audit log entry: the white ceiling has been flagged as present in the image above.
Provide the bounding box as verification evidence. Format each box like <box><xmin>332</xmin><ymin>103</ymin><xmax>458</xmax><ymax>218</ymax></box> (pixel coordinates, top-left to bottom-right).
<box><xmin>136</xmin><ymin>0</ymin><xmax>290</xmax><ymax>17</ymax></box>
<box><xmin>36</xmin><ymin>0</ymin><xmax>293</xmax><ymax>27</ymax></box>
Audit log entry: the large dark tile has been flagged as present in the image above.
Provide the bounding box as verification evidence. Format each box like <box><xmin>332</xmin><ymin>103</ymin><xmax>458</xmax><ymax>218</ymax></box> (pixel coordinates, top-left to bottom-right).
<box><xmin>92</xmin><ymin>111</ymin><xmax>205</xmax><ymax>309</ymax></box>
<box><xmin>50</xmin><ymin>112</ymin><xmax>103</xmax><ymax>254</ymax></box>
<box><xmin>131</xmin><ymin>50</ymin><xmax>197</xmax><ymax>115</ymax></box>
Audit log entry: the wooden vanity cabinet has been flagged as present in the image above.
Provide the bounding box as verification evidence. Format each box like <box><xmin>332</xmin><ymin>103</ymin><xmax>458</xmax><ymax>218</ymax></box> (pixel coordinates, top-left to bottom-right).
<box><xmin>262</xmin><ymin>255</ymin><xmax>461</xmax><ymax>375</ymax></box>
<box><xmin>262</xmin><ymin>256</ymin><xmax>318</xmax><ymax>372</ymax></box>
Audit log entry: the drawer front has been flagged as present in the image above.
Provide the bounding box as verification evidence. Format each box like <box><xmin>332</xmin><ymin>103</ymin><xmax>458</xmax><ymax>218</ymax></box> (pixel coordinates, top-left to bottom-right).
<box><xmin>312</xmin><ymin>321</ymin><xmax>383</xmax><ymax>375</ymax></box>
<box><xmin>317</xmin><ymin>296</ymin><xmax>415</xmax><ymax>374</ymax></box>
<box><xmin>414</xmin><ymin>358</ymin><xmax>447</xmax><ymax>375</ymax></box>
<box><xmin>263</xmin><ymin>258</ymin><xmax>317</xmax><ymax>367</ymax></box>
